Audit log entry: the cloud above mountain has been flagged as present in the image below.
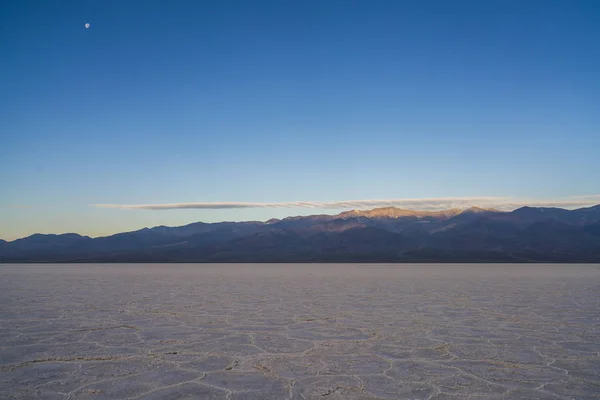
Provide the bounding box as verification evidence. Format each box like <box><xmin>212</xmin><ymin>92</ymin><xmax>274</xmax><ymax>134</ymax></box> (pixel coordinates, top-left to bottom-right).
<box><xmin>92</xmin><ymin>195</ymin><xmax>600</xmax><ymax>212</ymax></box>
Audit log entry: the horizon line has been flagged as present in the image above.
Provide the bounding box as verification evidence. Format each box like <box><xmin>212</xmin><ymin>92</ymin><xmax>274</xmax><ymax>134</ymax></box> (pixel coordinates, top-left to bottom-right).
<box><xmin>3</xmin><ymin>200</ymin><xmax>600</xmax><ymax>242</ymax></box>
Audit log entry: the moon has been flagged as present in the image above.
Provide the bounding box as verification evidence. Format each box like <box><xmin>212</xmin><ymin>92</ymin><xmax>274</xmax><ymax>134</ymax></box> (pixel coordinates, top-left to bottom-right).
<box><xmin>85</xmin><ymin>23</ymin><xmax>90</xmax><ymax>29</ymax></box>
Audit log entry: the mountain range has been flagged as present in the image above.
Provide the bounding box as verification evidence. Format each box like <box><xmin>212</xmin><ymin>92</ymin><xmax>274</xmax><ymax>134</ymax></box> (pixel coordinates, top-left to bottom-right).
<box><xmin>2</xmin><ymin>205</ymin><xmax>600</xmax><ymax>263</ymax></box>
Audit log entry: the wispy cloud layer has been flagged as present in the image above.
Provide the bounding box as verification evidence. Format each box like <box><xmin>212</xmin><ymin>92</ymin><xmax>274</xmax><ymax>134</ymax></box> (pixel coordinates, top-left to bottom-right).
<box><xmin>92</xmin><ymin>195</ymin><xmax>600</xmax><ymax>212</ymax></box>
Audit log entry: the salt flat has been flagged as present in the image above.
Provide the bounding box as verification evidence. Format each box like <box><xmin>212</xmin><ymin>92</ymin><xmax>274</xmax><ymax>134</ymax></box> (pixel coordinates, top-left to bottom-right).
<box><xmin>1</xmin><ymin>264</ymin><xmax>599</xmax><ymax>400</ymax></box>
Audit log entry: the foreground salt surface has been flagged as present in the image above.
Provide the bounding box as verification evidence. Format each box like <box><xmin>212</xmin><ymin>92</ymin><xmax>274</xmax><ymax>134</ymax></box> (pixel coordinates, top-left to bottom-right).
<box><xmin>1</xmin><ymin>264</ymin><xmax>599</xmax><ymax>400</ymax></box>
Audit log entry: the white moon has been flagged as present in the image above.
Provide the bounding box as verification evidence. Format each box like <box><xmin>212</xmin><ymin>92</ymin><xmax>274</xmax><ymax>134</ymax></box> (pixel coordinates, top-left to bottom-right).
<box><xmin>85</xmin><ymin>23</ymin><xmax>90</xmax><ymax>29</ymax></box>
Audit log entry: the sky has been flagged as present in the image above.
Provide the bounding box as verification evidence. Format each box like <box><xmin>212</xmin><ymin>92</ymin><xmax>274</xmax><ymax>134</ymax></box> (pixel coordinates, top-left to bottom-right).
<box><xmin>1</xmin><ymin>0</ymin><xmax>600</xmax><ymax>241</ymax></box>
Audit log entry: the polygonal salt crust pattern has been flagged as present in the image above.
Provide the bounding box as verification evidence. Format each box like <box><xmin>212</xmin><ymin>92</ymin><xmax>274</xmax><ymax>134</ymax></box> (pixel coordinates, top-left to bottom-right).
<box><xmin>1</xmin><ymin>263</ymin><xmax>599</xmax><ymax>399</ymax></box>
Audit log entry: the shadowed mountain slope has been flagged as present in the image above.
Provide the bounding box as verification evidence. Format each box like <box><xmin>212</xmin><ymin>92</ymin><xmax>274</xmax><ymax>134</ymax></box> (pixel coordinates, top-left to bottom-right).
<box><xmin>2</xmin><ymin>205</ymin><xmax>600</xmax><ymax>263</ymax></box>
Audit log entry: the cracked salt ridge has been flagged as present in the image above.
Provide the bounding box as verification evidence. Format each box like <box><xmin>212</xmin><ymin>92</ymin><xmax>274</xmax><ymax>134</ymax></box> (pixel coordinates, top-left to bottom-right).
<box><xmin>1</xmin><ymin>264</ymin><xmax>600</xmax><ymax>400</ymax></box>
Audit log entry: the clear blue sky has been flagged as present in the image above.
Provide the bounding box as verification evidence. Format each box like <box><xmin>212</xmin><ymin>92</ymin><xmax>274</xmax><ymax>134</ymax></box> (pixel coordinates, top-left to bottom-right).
<box><xmin>2</xmin><ymin>0</ymin><xmax>599</xmax><ymax>240</ymax></box>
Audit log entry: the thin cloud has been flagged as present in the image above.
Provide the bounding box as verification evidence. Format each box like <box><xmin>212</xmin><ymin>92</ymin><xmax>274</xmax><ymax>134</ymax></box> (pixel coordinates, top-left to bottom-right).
<box><xmin>566</xmin><ymin>194</ymin><xmax>600</xmax><ymax>200</ymax></box>
<box><xmin>91</xmin><ymin>195</ymin><xmax>600</xmax><ymax>212</ymax></box>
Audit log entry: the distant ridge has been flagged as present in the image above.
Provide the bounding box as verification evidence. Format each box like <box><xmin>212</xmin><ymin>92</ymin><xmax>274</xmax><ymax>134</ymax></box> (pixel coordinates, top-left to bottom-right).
<box><xmin>2</xmin><ymin>205</ymin><xmax>600</xmax><ymax>263</ymax></box>
<box><xmin>337</xmin><ymin>207</ymin><xmax>465</xmax><ymax>219</ymax></box>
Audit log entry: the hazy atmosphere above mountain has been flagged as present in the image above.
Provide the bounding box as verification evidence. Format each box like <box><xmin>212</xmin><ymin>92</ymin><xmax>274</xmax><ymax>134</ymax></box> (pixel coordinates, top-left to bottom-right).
<box><xmin>2</xmin><ymin>1</ymin><xmax>599</xmax><ymax>242</ymax></box>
